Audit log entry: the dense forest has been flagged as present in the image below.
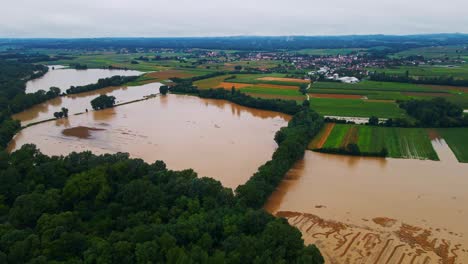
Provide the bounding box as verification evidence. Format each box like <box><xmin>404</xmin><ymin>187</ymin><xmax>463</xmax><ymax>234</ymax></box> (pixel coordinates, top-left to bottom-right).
<box><xmin>0</xmin><ymin>145</ymin><xmax>323</xmax><ymax>263</ymax></box>
<box><xmin>2</xmin><ymin>34</ymin><xmax>468</xmax><ymax>51</ymax></box>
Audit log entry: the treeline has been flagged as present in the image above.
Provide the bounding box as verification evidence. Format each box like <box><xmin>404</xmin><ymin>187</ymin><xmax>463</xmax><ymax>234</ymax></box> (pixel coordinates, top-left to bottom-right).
<box><xmin>236</xmin><ymin>110</ymin><xmax>324</xmax><ymax>208</ymax></box>
<box><xmin>170</xmin><ymin>70</ymin><xmax>268</xmax><ymax>84</ymax></box>
<box><xmin>66</xmin><ymin>75</ymin><xmax>139</xmax><ymax>94</ymax></box>
<box><xmin>170</xmin><ymin>83</ymin><xmax>303</xmax><ymax>115</ymax></box>
<box><xmin>0</xmin><ymin>59</ymin><xmax>49</xmax><ymax>148</ymax></box>
<box><xmin>398</xmin><ymin>98</ymin><xmax>468</xmax><ymax>127</ymax></box>
<box><xmin>316</xmin><ymin>144</ymin><xmax>388</xmax><ymax>157</ymax></box>
<box><xmin>0</xmin><ymin>145</ymin><xmax>323</xmax><ymax>263</ymax></box>
<box><xmin>370</xmin><ymin>72</ymin><xmax>468</xmax><ymax>87</ymax></box>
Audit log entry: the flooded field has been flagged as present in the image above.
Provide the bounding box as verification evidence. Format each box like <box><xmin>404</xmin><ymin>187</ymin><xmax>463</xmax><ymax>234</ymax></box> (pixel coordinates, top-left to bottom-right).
<box><xmin>8</xmin><ymin>94</ymin><xmax>290</xmax><ymax>189</ymax></box>
<box><xmin>14</xmin><ymin>82</ymin><xmax>162</xmax><ymax>126</ymax></box>
<box><xmin>265</xmin><ymin>140</ymin><xmax>468</xmax><ymax>264</ymax></box>
<box><xmin>26</xmin><ymin>65</ymin><xmax>142</xmax><ymax>93</ymax></box>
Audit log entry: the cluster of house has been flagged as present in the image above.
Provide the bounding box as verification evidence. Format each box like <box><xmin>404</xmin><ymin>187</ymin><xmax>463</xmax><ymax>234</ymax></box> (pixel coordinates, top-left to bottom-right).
<box><xmin>308</xmin><ymin>67</ymin><xmax>360</xmax><ymax>84</ymax></box>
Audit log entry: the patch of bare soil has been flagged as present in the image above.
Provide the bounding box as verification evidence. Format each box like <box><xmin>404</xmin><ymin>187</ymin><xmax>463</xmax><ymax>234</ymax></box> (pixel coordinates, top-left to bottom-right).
<box><xmin>373</xmin><ymin>217</ymin><xmax>398</xmax><ymax>228</ymax></box>
<box><xmin>276</xmin><ymin>211</ymin><xmax>466</xmax><ymax>264</ymax></box>
<box><xmin>62</xmin><ymin>126</ymin><xmax>105</xmax><ymax>139</ymax></box>
<box><xmin>308</xmin><ymin>123</ymin><xmax>335</xmax><ymax>149</ymax></box>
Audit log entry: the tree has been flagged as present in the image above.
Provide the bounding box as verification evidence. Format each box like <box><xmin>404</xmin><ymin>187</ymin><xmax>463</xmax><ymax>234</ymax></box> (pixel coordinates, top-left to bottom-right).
<box><xmin>61</xmin><ymin>107</ymin><xmax>69</xmax><ymax>118</ymax></box>
<box><xmin>53</xmin><ymin>112</ymin><xmax>64</xmax><ymax>119</ymax></box>
<box><xmin>234</xmin><ymin>65</ymin><xmax>242</xmax><ymax>71</ymax></box>
<box><xmin>368</xmin><ymin>116</ymin><xmax>379</xmax><ymax>126</ymax></box>
<box><xmin>160</xmin><ymin>86</ymin><xmax>169</xmax><ymax>95</ymax></box>
<box><xmin>346</xmin><ymin>143</ymin><xmax>360</xmax><ymax>155</ymax></box>
<box><xmin>91</xmin><ymin>95</ymin><xmax>116</xmax><ymax>110</ymax></box>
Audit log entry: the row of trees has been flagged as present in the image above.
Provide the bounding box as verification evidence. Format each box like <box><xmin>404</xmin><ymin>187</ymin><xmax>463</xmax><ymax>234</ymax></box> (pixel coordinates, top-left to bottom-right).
<box><xmin>170</xmin><ymin>83</ymin><xmax>303</xmax><ymax>115</ymax></box>
<box><xmin>370</xmin><ymin>71</ymin><xmax>468</xmax><ymax>87</ymax></box>
<box><xmin>236</xmin><ymin>109</ymin><xmax>324</xmax><ymax>208</ymax></box>
<box><xmin>66</xmin><ymin>75</ymin><xmax>139</xmax><ymax>94</ymax></box>
<box><xmin>0</xmin><ymin>145</ymin><xmax>324</xmax><ymax>263</ymax></box>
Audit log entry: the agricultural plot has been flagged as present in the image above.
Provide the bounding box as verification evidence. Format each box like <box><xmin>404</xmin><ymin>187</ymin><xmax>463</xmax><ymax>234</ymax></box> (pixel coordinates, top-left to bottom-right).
<box><xmin>438</xmin><ymin>128</ymin><xmax>468</xmax><ymax>162</ymax></box>
<box><xmin>228</xmin><ymin>74</ymin><xmax>308</xmax><ymax>87</ymax></box>
<box><xmin>314</xmin><ymin>124</ymin><xmax>439</xmax><ymax>160</ymax></box>
<box><xmin>193</xmin><ymin>74</ymin><xmax>306</xmax><ymax>100</ymax></box>
<box><xmin>310</xmin><ymin>80</ymin><xmax>468</xmax><ymax>115</ymax></box>
<box><xmin>393</xmin><ymin>45</ymin><xmax>468</xmax><ymax>59</ymax></box>
<box><xmin>369</xmin><ymin>65</ymin><xmax>468</xmax><ymax>80</ymax></box>
<box><xmin>44</xmin><ymin>53</ymin><xmax>183</xmax><ymax>72</ymax></box>
<box><xmin>309</xmin><ymin>97</ymin><xmax>407</xmax><ymax>118</ymax></box>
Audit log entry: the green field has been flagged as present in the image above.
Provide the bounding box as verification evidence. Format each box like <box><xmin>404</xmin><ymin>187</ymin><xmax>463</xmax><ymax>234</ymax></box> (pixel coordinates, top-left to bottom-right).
<box><xmin>228</xmin><ymin>74</ymin><xmax>306</xmax><ymax>87</ymax></box>
<box><xmin>312</xmin><ymin>80</ymin><xmax>445</xmax><ymax>93</ymax></box>
<box><xmin>438</xmin><ymin>128</ymin><xmax>468</xmax><ymax>162</ymax></box>
<box><xmin>193</xmin><ymin>74</ymin><xmax>233</xmax><ymax>88</ymax></box>
<box><xmin>238</xmin><ymin>86</ymin><xmax>302</xmax><ymax>96</ymax></box>
<box><xmin>369</xmin><ymin>65</ymin><xmax>468</xmax><ymax>80</ymax></box>
<box><xmin>310</xmin><ymin>80</ymin><xmax>468</xmax><ymax>112</ymax></box>
<box><xmin>394</xmin><ymin>45</ymin><xmax>468</xmax><ymax>60</ymax></box>
<box><xmin>318</xmin><ymin>124</ymin><xmax>439</xmax><ymax>160</ymax></box>
<box><xmin>309</xmin><ymin>97</ymin><xmax>407</xmax><ymax>118</ymax></box>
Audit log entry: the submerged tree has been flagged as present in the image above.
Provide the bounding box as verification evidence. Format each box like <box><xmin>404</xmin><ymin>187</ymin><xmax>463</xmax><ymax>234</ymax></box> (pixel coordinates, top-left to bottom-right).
<box><xmin>61</xmin><ymin>107</ymin><xmax>69</xmax><ymax>117</ymax></box>
<box><xmin>91</xmin><ymin>95</ymin><xmax>116</xmax><ymax>110</ymax></box>
<box><xmin>160</xmin><ymin>85</ymin><xmax>169</xmax><ymax>95</ymax></box>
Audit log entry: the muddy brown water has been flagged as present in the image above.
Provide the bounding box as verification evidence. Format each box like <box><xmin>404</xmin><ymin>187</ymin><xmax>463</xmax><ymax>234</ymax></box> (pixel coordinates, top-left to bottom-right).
<box><xmin>265</xmin><ymin>141</ymin><xmax>468</xmax><ymax>264</ymax></box>
<box><xmin>14</xmin><ymin>82</ymin><xmax>162</xmax><ymax>126</ymax></box>
<box><xmin>8</xmin><ymin>94</ymin><xmax>290</xmax><ymax>189</ymax></box>
<box><xmin>26</xmin><ymin>66</ymin><xmax>142</xmax><ymax>94</ymax></box>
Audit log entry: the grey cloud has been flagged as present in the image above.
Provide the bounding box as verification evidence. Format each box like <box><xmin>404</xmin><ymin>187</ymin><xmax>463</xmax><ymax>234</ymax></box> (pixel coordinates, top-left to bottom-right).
<box><xmin>1</xmin><ymin>0</ymin><xmax>467</xmax><ymax>37</ymax></box>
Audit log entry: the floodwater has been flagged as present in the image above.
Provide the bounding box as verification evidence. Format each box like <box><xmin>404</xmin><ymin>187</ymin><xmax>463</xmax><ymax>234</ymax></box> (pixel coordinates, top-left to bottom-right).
<box><xmin>8</xmin><ymin>94</ymin><xmax>290</xmax><ymax>189</ymax></box>
<box><xmin>25</xmin><ymin>65</ymin><xmax>142</xmax><ymax>93</ymax></box>
<box><xmin>14</xmin><ymin>82</ymin><xmax>162</xmax><ymax>126</ymax></box>
<box><xmin>265</xmin><ymin>140</ymin><xmax>468</xmax><ymax>264</ymax></box>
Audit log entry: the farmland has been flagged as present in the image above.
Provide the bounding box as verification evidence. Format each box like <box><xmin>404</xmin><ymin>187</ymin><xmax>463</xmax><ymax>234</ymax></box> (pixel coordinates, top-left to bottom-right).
<box><xmin>193</xmin><ymin>73</ymin><xmax>307</xmax><ymax>100</ymax></box>
<box><xmin>393</xmin><ymin>45</ymin><xmax>468</xmax><ymax>60</ymax></box>
<box><xmin>369</xmin><ymin>65</ymin><xmax>468</xmax><ymax>80</ymax></box>
<box><xmin>312</xmin><ymin>124</ymin><xmax>439</xmax><ymax>160</ymax></box>
<box><xmin>309</xmin><ymin>97</ymin><xmax>407</xmax><ymax>118</ymax></box>
<box><xmin>437</xmin><ymin>128</ymin><xmax>468</xmax><ymax>162</ymax></box>
<box><xmin>309</xmin><ymin>80</ymin><xmax>468</xmax><ymax>114</ymax></box>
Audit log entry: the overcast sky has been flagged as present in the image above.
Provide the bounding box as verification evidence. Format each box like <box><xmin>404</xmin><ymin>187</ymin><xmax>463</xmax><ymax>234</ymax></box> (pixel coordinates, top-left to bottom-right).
<box><xmin>1</xmin><ymin>0</ymin><xmax>467</xmax><ymax>37</ymax></box>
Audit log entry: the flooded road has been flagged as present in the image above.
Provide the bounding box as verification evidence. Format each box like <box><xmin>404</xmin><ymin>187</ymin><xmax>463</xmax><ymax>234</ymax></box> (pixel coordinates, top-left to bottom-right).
<box><xmin>8</xmin><ymin>94</ymin><xmax>290</xmax><ymax>189</ymax></box>
<box><xmin>14</xmin><ymin>82</ymin><xmax>161</xmax><ymax>126</ymax></box>
<box><xmin>265</xmin><ymin>141</ymin><xmax>468</xmax><ymax>264</ymax></box>
<box><xmin>26</xmin><ymin>66</ymin><xmax>142</xmax><ymax>93</ymax></box>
